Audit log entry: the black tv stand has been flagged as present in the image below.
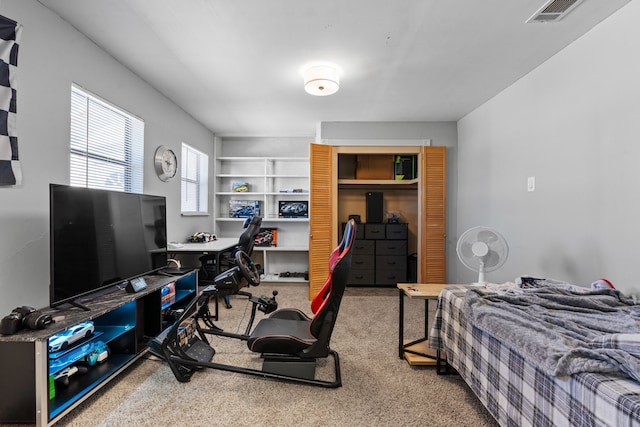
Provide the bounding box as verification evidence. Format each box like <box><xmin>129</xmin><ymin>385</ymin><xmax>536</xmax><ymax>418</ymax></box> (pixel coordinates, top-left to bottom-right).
<box><xmin>51</xmin><ymin>284</ymin><xmax>125</xmax><ymax>312</ymax></box>
<box><xmin>0</xmin><ymin>270</ymin><xmax>198</xmax><ymax>426</ymax></box>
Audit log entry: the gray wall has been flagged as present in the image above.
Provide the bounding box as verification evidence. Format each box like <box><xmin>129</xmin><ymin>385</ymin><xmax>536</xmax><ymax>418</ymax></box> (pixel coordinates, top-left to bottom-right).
<box><xmin>0</xmin><ymin>1</ymin><xmax>214</xmax><ymax>315</ymax></box>
<box><xmin>216</xmin><ymin>136</ymin><xmax>311</xmax><ymax>158</ymax></box>
<box><xmin>3</xmin><ymin>0</ymin><xmax>636</xmax><ymax>316</ymax></box>
<box><xmin>456</xmin><ymin>1</ymin><xmax>640</xmax><ymax>296</ymax></box>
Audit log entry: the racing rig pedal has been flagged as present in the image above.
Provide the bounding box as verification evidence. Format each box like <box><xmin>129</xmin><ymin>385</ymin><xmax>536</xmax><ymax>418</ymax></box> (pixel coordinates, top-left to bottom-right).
<box><xmin>184</xmin><ymin>338</ymin><xmax>215</xmax><ymax>363</ymax></box>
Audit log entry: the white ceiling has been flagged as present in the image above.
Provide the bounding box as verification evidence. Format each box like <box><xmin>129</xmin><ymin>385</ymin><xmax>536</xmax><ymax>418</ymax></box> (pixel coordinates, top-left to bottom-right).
<box><xmin>39</xmin><ymin>0</ymin><xmax>631</xmax><ymax>137</ymax></box>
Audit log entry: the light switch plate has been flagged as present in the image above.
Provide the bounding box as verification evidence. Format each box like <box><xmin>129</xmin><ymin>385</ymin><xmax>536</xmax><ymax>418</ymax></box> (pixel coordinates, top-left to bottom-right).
<box><xmin>527</xmin><ymin>176</ymin><xmax>536</xmax><ymax>192</ymax></box>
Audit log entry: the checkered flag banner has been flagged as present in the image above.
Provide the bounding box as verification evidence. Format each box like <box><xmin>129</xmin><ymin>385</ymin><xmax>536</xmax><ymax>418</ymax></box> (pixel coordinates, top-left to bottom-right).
<box><xmin>0</xmin><ymin>15</ymin><xmax>22</xmax><ymax>185</ymax></box>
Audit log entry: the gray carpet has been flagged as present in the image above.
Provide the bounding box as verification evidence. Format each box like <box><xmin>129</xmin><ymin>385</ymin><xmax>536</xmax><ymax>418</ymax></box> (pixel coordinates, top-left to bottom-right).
<box><xmin>49</xmin><ymin>284</ymin><xmax>498</xmax><ymax>427</ymax></box>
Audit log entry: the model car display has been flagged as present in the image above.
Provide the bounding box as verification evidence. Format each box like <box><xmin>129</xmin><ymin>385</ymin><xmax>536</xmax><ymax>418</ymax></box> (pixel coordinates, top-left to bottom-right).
<box><xmin>254</xmin><ymin>228</ymin><xmax>277</xmax><ymax>247</ymax></box>
<box><xmin>231</xmin><ymin>181</ymin><xmax>249</xmax><ymax>192</ymax></box>
<box><xmin>229</xmin><ymin>200</ymin><xmax>260</xmax><ymax>218</ymax></box>
<box><xmin>48</xmin><ymin>321</ymin><xmax>95</xmax><ymax>352</ymax></box>
<box><xmin>278</xmin><ymin>201</ymin><xmax>308</xmax><ymax>217</ymax></box>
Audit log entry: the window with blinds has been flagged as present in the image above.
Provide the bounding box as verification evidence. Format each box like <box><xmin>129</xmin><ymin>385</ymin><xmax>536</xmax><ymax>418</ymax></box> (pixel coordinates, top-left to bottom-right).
<box><xmin>181</xmin><ymin>143</ymin><xmax>208</xmax><ymax>214</ymax></box>
<box><xmin>70</xmin><ymin>84</ymin><xmax>144</xmax><ymax>193</ymax></box>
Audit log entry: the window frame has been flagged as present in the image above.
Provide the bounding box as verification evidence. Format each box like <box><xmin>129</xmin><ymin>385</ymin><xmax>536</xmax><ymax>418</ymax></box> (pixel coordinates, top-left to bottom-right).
<box><xmin>181</xmin><ymin>142</ymin><xmax>209</xmax><ymax>216</ymax></box>
<box><xmin>69</xmin><ymin>84</ymin><xmax>144</xmax><ymax>193</ymax></box>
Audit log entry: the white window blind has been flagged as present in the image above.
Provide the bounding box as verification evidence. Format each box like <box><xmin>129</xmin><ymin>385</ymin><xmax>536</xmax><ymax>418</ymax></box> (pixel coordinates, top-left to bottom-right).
<box><xmin>181</xmin><ymin>143</ymin><xmax>208</xmax><ymax>214</ymax></box>
<box><xmin>70</xmin><ymin>84</ymin><xmax>144</xmax><ymax>193</ymax></box>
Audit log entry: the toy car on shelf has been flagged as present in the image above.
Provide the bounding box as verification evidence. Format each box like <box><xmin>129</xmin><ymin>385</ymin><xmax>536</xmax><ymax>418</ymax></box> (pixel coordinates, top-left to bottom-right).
<box><xmin>231</xmin><ymin>181</ymin><xmax>249</xmax><ymax>192</ymax></box>
<box><xmin>287</xmin><ymin>203</ymin><xmax>307</xmax><ymax>214</ymax></box>
<box><xmin>229</xmin><ymin>200</ymin><xmax>260</xmax><ymax>218</ymax></box>
<box><xmin>48</xmin><ymin>321</ymin><xmax>95</xmax><ymax>352</ymax></box>
<box><xmin>278</xmin><ymin>201</ymin><xmax>308</xmax><ymax>217</ymax></box>
<box><xmin>255</xmin><ymin>230</ymin><xmax>274</xmax><ymax>246</ymax></box>
<box><xmin>232</xmin><ymin>205</ymin><xmax>257</xmax><ymax>218</ymax></box>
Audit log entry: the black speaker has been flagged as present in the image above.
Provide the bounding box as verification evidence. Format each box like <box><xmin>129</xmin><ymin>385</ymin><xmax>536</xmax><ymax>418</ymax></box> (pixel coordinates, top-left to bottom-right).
<box><xmin>366</xmin><ymin>192</ymin><xmax>383</xmax><ymax>223</ymax></box>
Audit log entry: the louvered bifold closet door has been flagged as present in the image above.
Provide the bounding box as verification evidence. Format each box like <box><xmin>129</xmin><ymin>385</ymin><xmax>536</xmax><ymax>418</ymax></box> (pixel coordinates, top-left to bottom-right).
<box><xmin>309</xmin><ymin>143</ymin><xmax>335</xmax><ymax>299</ymax></box>
<box><xmin>420</xmin><ymin>146</ymin><xmax>446</xmax><ymax>283</ymax></box>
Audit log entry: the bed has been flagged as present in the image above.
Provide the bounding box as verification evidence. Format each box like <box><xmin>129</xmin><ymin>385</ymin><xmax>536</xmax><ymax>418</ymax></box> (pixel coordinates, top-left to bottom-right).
<box><xmin>429</xmin><ymin>281</ymin><xmax>640</xmax><ymax>427</ymax></box>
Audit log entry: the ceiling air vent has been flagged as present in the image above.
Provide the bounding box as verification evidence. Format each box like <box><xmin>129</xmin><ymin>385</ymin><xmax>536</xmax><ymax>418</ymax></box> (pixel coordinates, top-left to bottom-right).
<box><xmin>526</xmin><ymin>0</ymin><xmax>584</xmax><ymax>23</ymax></box>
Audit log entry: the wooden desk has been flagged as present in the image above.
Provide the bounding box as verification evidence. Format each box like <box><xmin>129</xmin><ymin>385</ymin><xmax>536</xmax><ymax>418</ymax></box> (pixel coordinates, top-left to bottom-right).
<box><xmin>397</xmin><ymin>283</ymin><xmax>449</xmax><ymax>366</ymax></box>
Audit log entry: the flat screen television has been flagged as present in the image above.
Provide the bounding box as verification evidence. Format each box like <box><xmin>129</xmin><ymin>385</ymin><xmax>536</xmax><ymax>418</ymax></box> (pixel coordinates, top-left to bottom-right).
<box><xmin>49</xmin><ymin>184</ymin><xmax>168</xmax><ymax>308</ymax></box>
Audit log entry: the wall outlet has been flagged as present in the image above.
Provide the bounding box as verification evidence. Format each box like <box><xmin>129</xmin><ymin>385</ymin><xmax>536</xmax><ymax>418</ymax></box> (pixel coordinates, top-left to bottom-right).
<box><xmin>527</xmin><ymin>176</ymin><xmax>536</xmax><ymax>192</ymax></box>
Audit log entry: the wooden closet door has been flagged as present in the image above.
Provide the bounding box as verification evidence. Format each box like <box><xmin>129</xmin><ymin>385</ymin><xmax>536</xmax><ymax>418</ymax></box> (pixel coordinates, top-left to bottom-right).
<box><xmin>309</xmin><ymin>143</ymin><xmax>335</xmax><ymax>299</ymax></box>
<box><xmin>420</xmin><ymin>146</ymin><xmax>446</xmax><ymax>283</ymax></box>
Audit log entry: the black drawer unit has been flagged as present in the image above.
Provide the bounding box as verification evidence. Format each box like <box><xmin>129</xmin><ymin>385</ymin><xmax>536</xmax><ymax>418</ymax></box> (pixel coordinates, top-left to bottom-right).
<box><xmin>386</xmin><ymin>223</ymin><xmax>408</xmax><ymax>239</ymax></box>
<box><xmin>343</xmin><ymin>223</ymin><xmax>408</xmax><ymax>286</ymax></box>
<box><xmin>351</xmin><ymin>253</ymin><xmax>374</xmax><ymax>270</ymax></box>
<box><xmin>376</xmin><ymin>255</ymin><xmax>406</xmax><ymax>270</ymax></box>
<box><xmin>375</xmin><ymin>240</ymin><xmax>407</xmax><ymax>256</ymax></box>
<box><xmin>348</xmin><ymin>269</ymin><xmax>376</xmax><ymax>286</ymax></box>
<box><xmin>375</xmin><ymin>269</ymin><xmax>407</xmax><ymax>285</ymax></box>
<box><xmin>352</xmin><ymin>239</ymin><xmax>375</xmax><ymax>255</ymax></box>
<box><xmin>364</xmin><ymin>223</ymin><xmax>385</xmax><ymax>240</ymax></box>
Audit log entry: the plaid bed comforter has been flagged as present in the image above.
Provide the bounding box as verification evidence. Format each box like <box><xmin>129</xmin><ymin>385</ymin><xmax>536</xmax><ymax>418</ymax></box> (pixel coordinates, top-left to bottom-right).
<box><xmin>430</xmin><ymin>285</ymin><xmax>640</xmax><ymax>427</ymax></box>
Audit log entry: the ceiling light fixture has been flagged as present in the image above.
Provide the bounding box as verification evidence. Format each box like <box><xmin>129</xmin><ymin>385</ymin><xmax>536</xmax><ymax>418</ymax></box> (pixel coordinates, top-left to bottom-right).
<box><xmin>303</xmin><ymin>65</ymin><xmax>340</xmax><ymax>96</ymax></box>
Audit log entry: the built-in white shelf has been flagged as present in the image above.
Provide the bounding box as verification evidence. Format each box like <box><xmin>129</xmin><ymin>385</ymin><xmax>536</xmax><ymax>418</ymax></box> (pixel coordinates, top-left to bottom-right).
<box><xmin>214</xmin><ymin>152</ymin><xmax>310</xmax><ymax>283</ymax></box>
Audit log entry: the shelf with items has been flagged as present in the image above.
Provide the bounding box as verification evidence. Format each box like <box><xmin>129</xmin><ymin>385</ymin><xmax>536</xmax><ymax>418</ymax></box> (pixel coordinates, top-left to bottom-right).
<box><xmin>216</xmin><ymin>217</ymin><xmax>309</xmax><ymax>223</ymax></box>
<box><xmin>251</xmin><ymin>223</ymin><xmax>309</xmax><ymax>283</ymax></box>
<box><xmin>0</xmin><ymin>270</ymin><xmax>197</xmax><ymax>426</ymax></box>
<box><xmin>253</xmin><ymin>248</ymin><xmax>309</xmax><ymax>283</ymax></box>
<box><xmin>337</xmin><ymin>152</ymin><xmax>418</xmax><ymax>180</ymax></box>
<box><xmin>338</xmin><ymin>178</ymin><xmax>419</xmax><ymax>186</ymax></box>
<box><xmin>254</xmin><ymin>245</ymin><xmax>309</xmax><ymax>252</ymax></box>
<box><xmin>48</xmin><ymin>303</ymin><xmax>138</xmax><ymax>421</ymax></box>
<box><xmin>214</xmin><ymin>152</ymin><xmax>310</xmax><ymax>284</ymax></box>
<box><xmin>216</xmin><ymin>191</ymin><xmax>264</xmax><ymax>196</ymax></box>
<box><xmin>215</xmin><ymin>156</ymin><xmax>309</xmax><ymax>222</ymax></box>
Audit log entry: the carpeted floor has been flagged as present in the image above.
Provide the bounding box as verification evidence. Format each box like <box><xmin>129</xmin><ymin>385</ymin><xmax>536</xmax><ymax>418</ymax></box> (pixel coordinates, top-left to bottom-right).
<box><xmin>40</xmin><ymin>284</ymin><xmax>498</xmax><ymax>427</ymax></box>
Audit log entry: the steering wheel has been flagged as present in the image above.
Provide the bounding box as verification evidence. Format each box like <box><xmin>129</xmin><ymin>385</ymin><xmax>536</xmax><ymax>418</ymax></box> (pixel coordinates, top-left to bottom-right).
<box><xmin>234</xmin><ymin>250</ymin><xmax>260</xmax><ymax>286</ymax></box>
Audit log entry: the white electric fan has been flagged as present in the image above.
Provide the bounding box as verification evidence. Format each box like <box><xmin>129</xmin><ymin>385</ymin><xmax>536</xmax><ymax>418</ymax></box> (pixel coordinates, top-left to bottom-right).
<box><xmin>456</xmin><ymin>226</ymin><xmax>509</xmax><ymax>284</ymax></box>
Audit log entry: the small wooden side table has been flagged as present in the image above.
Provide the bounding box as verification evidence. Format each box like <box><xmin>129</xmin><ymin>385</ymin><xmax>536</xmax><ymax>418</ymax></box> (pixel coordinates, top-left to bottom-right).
<box><xmin>397</xmin><ymin>283</ymin><xmax>449</xmax><ymax>366</ymax></box>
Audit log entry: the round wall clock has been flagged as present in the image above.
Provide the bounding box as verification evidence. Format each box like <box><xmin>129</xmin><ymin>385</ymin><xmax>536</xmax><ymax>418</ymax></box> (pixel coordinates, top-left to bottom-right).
<box><xmin>154</xmin><ymin>145</ymin><xmax>178</xmax><ymax>182</ymax></box>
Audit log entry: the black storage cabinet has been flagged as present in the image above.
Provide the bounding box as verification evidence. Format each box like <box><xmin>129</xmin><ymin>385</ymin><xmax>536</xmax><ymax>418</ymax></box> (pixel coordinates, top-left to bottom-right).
<box><xmin>343</xmin><ymin>222</ymin><xmax>408</xmax><ymax>286</ymax></box>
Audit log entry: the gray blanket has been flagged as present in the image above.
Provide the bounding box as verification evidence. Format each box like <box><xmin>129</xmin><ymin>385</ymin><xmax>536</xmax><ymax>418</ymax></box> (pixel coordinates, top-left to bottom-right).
<box><xmin>464</xmin><ymin>286</ymin><xmax>640</xmax><ymax>381</ymax></box>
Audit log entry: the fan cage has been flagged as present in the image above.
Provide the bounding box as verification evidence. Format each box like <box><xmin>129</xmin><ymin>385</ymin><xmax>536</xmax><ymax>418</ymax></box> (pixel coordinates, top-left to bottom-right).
<box><xmin>456</xmin><ymin>226</ymin><xmax>509</xmax><ymax>275</ymax></box>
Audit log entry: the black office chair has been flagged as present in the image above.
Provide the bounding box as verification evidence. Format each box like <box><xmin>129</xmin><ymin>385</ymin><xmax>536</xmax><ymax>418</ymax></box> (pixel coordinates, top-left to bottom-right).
<box><xmin>198</xmin><ymin>216</ymin><xmax>262</xmax><ymax>312</ymax></box>
<box><xmin>217</xmin><ymin>215</ymin><xmax>262</xmax><ymax>273</ymax></box>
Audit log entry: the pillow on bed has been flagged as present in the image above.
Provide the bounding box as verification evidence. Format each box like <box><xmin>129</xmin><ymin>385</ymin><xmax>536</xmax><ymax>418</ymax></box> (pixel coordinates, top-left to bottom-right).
<box><xmin>516</xmin><ymin>275</ymin><xmax>590</xmax><ymax>293</ymax></box>
<box><xmin>590</xmin><ymin>333</ymin><xmax>640</xmax><ymax>357</ymax></box>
